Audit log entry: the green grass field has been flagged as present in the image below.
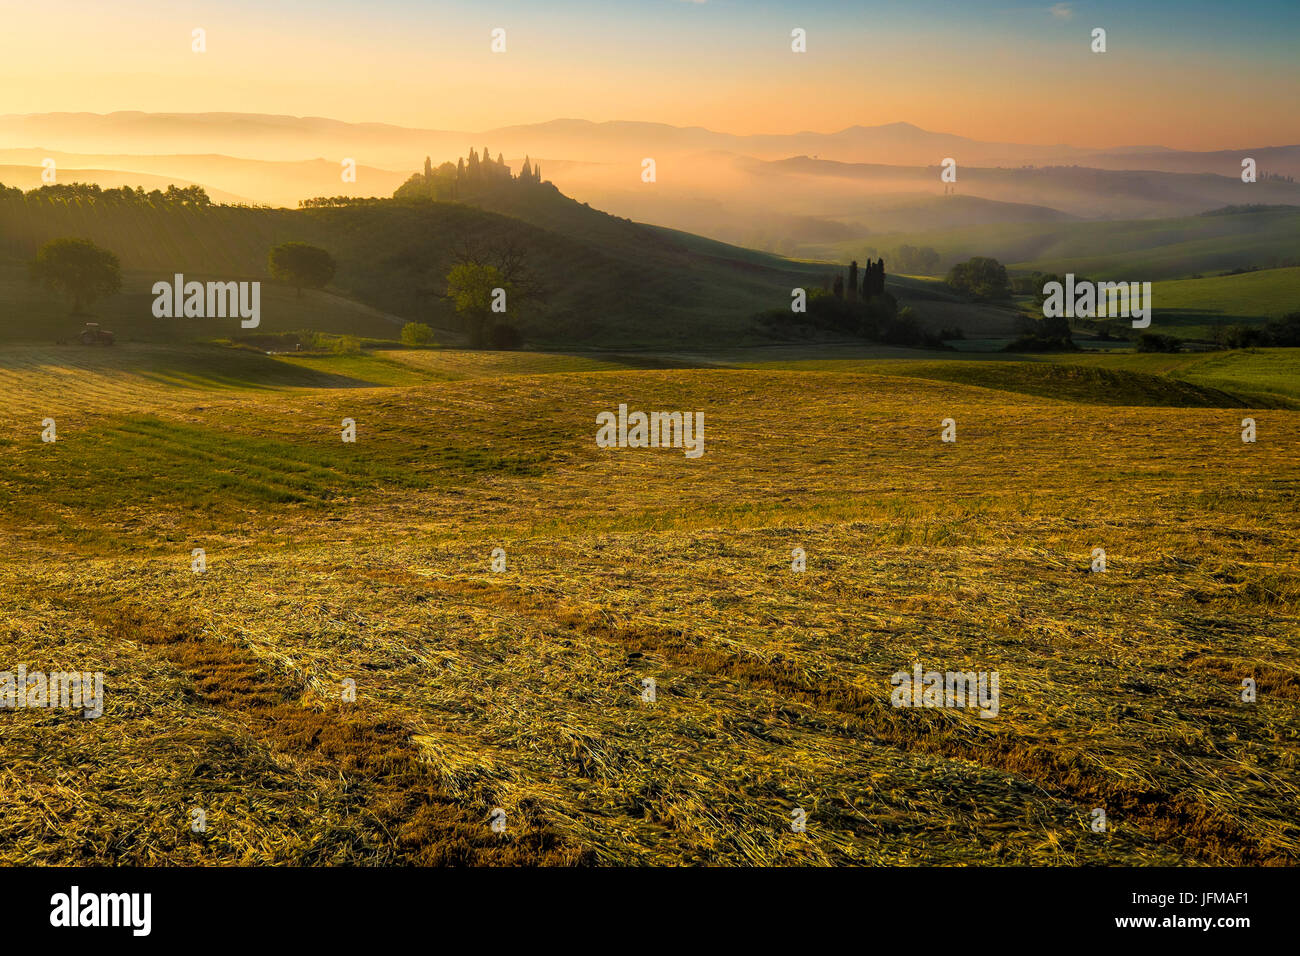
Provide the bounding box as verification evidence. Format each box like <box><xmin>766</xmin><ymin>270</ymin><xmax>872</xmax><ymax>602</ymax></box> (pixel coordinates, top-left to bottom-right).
<box><xmin>1047</xmin><ymin>348</ymin><xmax>1300</xmax><ymax>405</ymax></box>
<box><xmin>660</xmin><ymin>344</ymin><xmax>1300</xmax><ymax>409</ymax></box>
<box><xmin>1</xmin><ymin>343</ymin><xmax>1295</xmax><ymax>865</ymax></box>
<box><xmin>1142</xmin><ymin>267</ymin><xmax>1300</xmax><ymax>339</ymax></box>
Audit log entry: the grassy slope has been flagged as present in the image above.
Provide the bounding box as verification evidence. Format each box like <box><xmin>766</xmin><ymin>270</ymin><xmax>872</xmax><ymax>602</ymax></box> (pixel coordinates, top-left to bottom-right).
<box><xmin>1143</xmin><ymin>267</ymin><xmax>1300</xmax><ymax>339</ymax></box>
<box><xmin>1048</xmin><ymin>348</ymin><xmax>1300</xmax><ymax>405</ymax></box>
<box><xmin>0</xmin><ymin>189</ymin><xmax>822</xmax><ymax>348</ymax></box>
<box><xmin>0</xmin><ymin>344</ymin><xmax>1296</xmax><ymax>865</ymax></box>
<box><xmin>6</xmin><ymin>193</ymin><xmax>1289</xmax><ymax>351</ymax></box>
<box><xmin>681</xmin><ymin>344</ymin><xmax>1300</xmax><ymax>409</ymax></box>
<box><xmin>821</xmin><ymin>207</ymin><xmax>1300</xmax><ymax>281</ymax></box>
<box><xmin>0</xmin><ymin>262</ymin><xmax>410</xmax><ymax>344</ymax></box>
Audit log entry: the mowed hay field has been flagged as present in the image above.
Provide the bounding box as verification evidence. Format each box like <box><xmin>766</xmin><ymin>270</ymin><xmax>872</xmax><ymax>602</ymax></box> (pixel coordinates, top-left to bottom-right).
<box><xmin>0</xmin><ymin>346</ymin><xmax>1297</xmax><ymax>865</ymax></box>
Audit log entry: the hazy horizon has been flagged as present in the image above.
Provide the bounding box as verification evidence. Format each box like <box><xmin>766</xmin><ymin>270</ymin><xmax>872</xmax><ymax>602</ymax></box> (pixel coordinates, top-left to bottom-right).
<box><xmin>5</xmin><ymin>110</ymin><xmax>1299</xmax><ymax>154</ymax></box>
<box><xmin>3</xmin><ymin>0</ymin><xmax>1297</xmax><ymax>151</ymax></box>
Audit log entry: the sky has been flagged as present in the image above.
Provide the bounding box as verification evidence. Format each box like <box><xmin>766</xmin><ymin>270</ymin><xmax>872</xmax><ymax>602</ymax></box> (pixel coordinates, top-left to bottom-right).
<box><xmin>2</xmin><ymin>0</ymin><xmax>1297</xmax><ymax>149</ymax></box>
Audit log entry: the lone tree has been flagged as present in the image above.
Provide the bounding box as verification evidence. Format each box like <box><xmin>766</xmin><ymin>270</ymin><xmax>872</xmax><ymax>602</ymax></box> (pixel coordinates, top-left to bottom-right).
<box><xmin>444</xmin><ymin>232</ymin><xmax>541</xmax><ymax>348</ymax></box>
<box><xmin>30</xmin><ymin>237</ymin><xmax>122</xmax><ymax>314</ymax></box>
<box><xmin>268</xmin><ymin>242</ymin><xmax>336</xmax><ymax>296</ymax></box>
<box><xmin>446</xmin><ymin>262</ymin><xmax>509</xmax><ymax>347</ymax></box>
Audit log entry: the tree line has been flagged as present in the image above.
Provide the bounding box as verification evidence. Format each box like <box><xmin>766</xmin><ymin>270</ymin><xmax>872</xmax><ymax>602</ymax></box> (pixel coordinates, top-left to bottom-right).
<box><xmin>0</xmin><ymin>182</ymin><xmax>215</xmax><ymax>207</ymax></box>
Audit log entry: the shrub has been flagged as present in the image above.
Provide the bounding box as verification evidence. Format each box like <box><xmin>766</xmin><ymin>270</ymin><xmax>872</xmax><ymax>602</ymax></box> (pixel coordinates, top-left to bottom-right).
<box><xmin>1263</xmin><ymin>312</ymin><xmax>1300</xmax><ymax>347</ymax></box>
<box><xmin>1135</xmin><ymin>332</ymin><xmax>1181</xmax><ymax>353</ymax></box>
<box><xmin>400</xmin><ymin>322</ymin><xmax>436</xmax><ymax>346</ymax></box>
<box><xmin>1222</xmin><ymin>324</ymin><xmax>1266</xmax><ymax>349</ymax></box>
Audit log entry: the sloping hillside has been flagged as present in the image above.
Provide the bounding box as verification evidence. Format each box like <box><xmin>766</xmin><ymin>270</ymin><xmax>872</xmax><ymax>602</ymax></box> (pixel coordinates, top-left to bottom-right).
<box><xmin>0</xmin><ymin>183</ymin><xmax>825</xmax><ymax>347</ymax></box>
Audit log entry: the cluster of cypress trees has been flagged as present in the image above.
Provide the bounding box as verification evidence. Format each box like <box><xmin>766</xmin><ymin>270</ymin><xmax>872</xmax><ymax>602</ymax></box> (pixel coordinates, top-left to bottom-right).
<box><xmin>831</xmin><ymin>258</ymin><xmax>885</xmax><ymax>301</ymax></box>
<box><xmin>401</xmin><ymin>150</ymin><xmax>543</xmax><ymax>201</ymax></box>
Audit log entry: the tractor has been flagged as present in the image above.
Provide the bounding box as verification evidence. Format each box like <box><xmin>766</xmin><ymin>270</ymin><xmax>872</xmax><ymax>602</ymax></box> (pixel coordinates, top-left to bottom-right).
<box><xmin>79</xmin><ymin>322</ymin><xmax>115</xmax><ymax>346</ymax></box>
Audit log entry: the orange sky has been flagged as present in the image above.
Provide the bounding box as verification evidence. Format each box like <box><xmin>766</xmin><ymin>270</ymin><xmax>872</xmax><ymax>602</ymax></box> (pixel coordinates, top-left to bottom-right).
<box><xmin>2</xmin><ymin>1</ymin><xmax>1295</xmax><ymax>149</ymax></box>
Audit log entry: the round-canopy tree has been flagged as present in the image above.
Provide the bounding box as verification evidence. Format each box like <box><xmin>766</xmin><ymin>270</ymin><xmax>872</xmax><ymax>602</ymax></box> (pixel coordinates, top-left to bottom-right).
<box><xmin>946</xmin><ymin>256</ymin><xmax>1009</xmax><ymax>301</ymax></box>
<box><xmin>268</xmin><ymin>242</ymin><xmax>336</xmax><ymax>296</ymax></box>
<box><xmin>30</xmin><ymin>238</ymin><xmax>122</xmax><ymax>314</ymax></box>
<box><xmin>446</xmin><ymin>262</ymin><xmax>509</xmax><ymax>347</ymax></box>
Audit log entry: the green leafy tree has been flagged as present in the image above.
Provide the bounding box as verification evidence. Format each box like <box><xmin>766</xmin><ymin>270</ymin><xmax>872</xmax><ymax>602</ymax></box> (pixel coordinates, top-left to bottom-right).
<box><xmin>445</xmin><ymin>232</ymin><xmax>541</xmax><ymax>349</ymax></box>
<box><xmin>446</xmin><ymin>263</ymin><xmax>508</xmax><ymax>347</ymax></box>
<box><xmin>946</xmin><ymin>256</ymin><xmax>1010</xmax><ymax>301</ymax></box>
<box><xmin>268</xmin><ymin>242</ymin><xmax>336</xmax><ymax>296</ymax></box>
<box><xmin>29</xmin><ymin>237</ymin><xmax>122</xmax><ymax>314</ymax></box>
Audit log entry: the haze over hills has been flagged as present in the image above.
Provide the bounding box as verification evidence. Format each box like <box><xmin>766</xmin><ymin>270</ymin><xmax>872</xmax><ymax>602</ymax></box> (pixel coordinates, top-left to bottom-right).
<box><xmin>6</xmin><ymin>112</ymin><xmax>1299</xmax><ymax>174</ymax></box>
<box><xmin>3</xmin><ymin>111</ymin><xmax>1296</xmax><ymax>350</ymax></box>
<box><xmin>0</xmin><ymin>162</ymin><xmax>255</xmax><ymax>205</ymax></box>
<box><xmin>4</xmin><ymin>111</ymin><xmax>1299</xmax><ymax>255</ymax></box>
<box><xmin>0</xmin><ymin>150</ymin><xmax>408</xmax><ymax>208</ymax></box>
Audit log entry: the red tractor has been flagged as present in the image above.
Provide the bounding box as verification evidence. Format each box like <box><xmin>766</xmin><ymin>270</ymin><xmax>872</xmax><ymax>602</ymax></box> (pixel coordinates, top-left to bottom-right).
<box><xmin>79</xmin><ymin>322</ymin><xmax>115</xmax><ymax>345</ymax></box>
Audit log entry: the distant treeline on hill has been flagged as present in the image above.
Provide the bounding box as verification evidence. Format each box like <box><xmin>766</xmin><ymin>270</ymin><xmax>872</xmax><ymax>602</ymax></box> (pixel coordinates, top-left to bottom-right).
<box><xmin>299</xmin><ymin>196</ymin><xmax>387</xmax><ymax>208</ymax></box>
<box><xmin>1199</xmin><ymin>203</ymin><xmax>1300</xmax><ymax>216</ymax></box>
<box><xmin>858</xmin><ymin>243</ymin><xmax>941</xmax><ymax>275</ymax></box>
<box><xmin>0</xmin><ymin>182</ymin><xmax>224</xmax><ymax>207</ymax></box>
<box><xmin>394</xmin><ymin>148</ymin><xmax>544</xmax><ymax>202</ymax></box>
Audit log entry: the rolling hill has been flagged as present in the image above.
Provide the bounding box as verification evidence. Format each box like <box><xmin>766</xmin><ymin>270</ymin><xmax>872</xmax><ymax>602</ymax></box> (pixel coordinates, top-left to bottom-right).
<box><xmin>822</xmin><ymin>206</ymin><xmax>1300</xmax><ymax>280</ymax></box>
<box><xmin>0</xmin><ymin>179</ymin><xmax>826</xmax><ymax>348</ymax></box>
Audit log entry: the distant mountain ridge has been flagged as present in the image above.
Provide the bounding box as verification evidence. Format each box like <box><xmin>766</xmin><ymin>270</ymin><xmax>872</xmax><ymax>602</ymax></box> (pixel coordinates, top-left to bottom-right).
<box><xmin>3</xmin><ymin>112</ymin><xmax>1297</xmax><ymax>176</ymax></box>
